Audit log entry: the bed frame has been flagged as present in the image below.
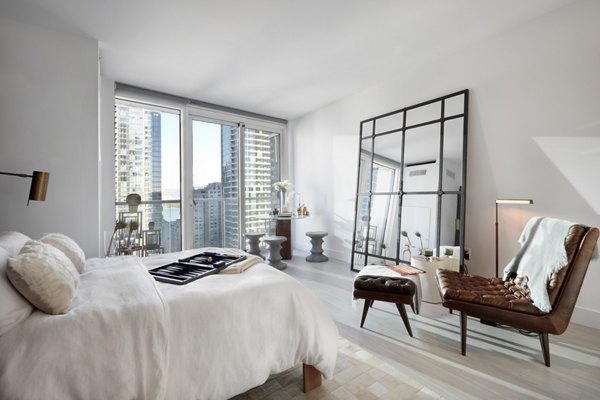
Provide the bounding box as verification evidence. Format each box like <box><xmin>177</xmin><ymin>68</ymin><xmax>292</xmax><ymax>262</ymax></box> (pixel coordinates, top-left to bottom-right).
<box><xmin>303</xmin><ymin>364</ymin><xmax>322</xmax><ymax>392</ymax></box>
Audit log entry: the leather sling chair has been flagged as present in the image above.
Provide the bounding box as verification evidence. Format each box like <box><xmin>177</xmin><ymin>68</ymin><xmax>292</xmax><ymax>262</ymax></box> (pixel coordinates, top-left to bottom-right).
<box><xmin>436</xmin><ymin>224</ymin><xmax>598</xmax><ymax>366</ymax></box>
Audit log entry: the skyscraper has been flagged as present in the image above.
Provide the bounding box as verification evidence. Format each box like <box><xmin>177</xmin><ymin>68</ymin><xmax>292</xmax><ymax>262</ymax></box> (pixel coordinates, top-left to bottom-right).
<box><xmin>114</xmin><ymin>102</ymin><xmax>181</xmax><ymax>253</ymax></box>
<box><xmin>243</xmin><ymin>128</ymin><xmax>280</xmax><ymax>234</ymax></box>
<box><xmin>192</xmin><ymin>182</ymin><xmax>224</xmax><ymax>248</ymax></box>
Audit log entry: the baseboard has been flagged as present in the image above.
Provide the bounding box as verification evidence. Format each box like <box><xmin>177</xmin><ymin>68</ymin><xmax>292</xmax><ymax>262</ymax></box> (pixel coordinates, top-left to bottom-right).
<box><xmin>293</xmin><ymin>245</ymin><xmax>350</xmax><ymax>265</ymax></box>
<box><xmin>571</xmin><ymin>306</ymin><xmax>600</xmax><ymax>330</ymax></box>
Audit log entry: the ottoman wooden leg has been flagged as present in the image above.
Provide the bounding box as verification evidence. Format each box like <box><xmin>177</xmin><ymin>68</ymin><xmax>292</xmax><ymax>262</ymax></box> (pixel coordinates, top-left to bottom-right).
<box><xmin>395</xmin><ymin>303</ymin><xmax>413</xmax><ymax>337</ymax></box>
<box><xmin>360</xmin><ymin>299</ymin><xmax>371</xmax><ymax>328</ymax></box>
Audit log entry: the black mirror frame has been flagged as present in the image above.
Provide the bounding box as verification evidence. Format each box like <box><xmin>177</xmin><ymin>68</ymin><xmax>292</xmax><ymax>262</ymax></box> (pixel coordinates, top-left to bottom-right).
<box><xmin>350</xmin><ymin>89</ymin><xmax>469</xmax><ymax>272</ymax></box>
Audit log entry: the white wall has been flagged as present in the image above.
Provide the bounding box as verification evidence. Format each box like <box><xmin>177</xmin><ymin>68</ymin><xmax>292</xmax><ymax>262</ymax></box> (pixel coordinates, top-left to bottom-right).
<box><xmin>0</xmin><ymin>17</ymin><xmax>101</xmax><ymax>257</ymax></box>
<box><xmin>291</xmin><ymin>0</ymin><xmax>600</xmax><ymax>328</ymax></box>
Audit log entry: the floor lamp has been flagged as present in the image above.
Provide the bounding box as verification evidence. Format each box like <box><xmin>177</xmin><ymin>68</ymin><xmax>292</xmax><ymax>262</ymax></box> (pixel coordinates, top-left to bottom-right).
<box><xmin>495</xmin><ymin>198</ymin><xmax>533</xmax><ymax>277</ymax></box>
<box><xmin>0</xmin><ymin>170</ymin><xmax>50</xmax><ymax>205</ymax></box>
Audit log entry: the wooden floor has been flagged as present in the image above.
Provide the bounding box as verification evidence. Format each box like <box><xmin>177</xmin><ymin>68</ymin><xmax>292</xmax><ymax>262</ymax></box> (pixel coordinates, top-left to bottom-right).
<box><xmin>283</xmin><ymin>253</ymin><xmax>600</xmax><ymax>400</ymax></box>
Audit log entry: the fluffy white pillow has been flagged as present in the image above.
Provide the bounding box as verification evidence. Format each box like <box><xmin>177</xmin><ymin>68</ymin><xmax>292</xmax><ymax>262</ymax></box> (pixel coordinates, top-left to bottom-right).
<box><xmin>0</xmin><ymin>231</ymin><xmax>32</xmax><ymax>256</ymax></box>
<box><xmin>0</xmin><ymin>247</ymin><xmax>34</xmax><ymax>335</ymax></box>
<box><xmin>7</xmin><ymin>241</ymin><xmax>79</xmax><ymax>315</ymax></box>
<box><xmin>40</xmin><ymin>233</ymin><xmax>86</xmax><ymax>273</ymax></box>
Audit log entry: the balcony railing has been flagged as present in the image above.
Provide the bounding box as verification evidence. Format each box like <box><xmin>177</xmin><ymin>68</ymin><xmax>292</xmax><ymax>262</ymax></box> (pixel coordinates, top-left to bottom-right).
<box><xmin>113</xmin><ymin>197</ymin><xmax>279</xmax><ymax>255</ymax></box>
<box><xmin>114</xmin><ymin>199</ymin><xmax>182</xmax><ymax>255</ymax></box>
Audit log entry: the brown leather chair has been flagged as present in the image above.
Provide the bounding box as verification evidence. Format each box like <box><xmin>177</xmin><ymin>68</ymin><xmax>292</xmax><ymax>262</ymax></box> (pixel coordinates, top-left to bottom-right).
<box><xmin>436</xmin><ymin>224</ymin><xmax>599</xmax><ymax>366</ymax></box>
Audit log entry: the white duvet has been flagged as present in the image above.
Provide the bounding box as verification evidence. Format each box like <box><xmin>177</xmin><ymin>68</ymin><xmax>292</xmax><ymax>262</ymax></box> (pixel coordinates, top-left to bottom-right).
<box><xmin>0</xmin><ymin>250</ymin><xmax>338</xmax><ymax>400</ymax></box>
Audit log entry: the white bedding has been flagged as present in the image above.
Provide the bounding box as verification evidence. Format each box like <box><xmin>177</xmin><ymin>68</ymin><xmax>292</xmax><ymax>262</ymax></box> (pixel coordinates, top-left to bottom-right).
<box><xmin>0</xmin><ymin>256</ymin><xmax>169</xmax><ymax>399</ymax></box>
<box><xmin>0</xmin><ymin>249</ymin><xmax>338</xmax><ymax>400</ymax></box>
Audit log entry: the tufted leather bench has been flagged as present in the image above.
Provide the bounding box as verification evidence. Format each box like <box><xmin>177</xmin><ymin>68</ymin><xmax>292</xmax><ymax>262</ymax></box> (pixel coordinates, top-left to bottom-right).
<box><xmin>353</xmin><ymin>275</ymin><xmax>417</xmax><ymax>337</ymax></box>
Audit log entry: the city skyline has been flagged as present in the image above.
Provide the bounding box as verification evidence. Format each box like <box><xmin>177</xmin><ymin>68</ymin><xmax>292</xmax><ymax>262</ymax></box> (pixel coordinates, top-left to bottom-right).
<box><xmin>114</xmin><ymin>100</ymin><xmax>281</xmax><ymax>254</ymax></box>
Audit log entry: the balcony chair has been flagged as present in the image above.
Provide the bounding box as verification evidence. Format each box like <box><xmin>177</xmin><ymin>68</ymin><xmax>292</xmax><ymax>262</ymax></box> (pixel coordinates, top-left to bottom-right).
<box><xmin>436</xmin><ymin>218</ymin><xmax>598</xmax><ymax>366</ymax></box>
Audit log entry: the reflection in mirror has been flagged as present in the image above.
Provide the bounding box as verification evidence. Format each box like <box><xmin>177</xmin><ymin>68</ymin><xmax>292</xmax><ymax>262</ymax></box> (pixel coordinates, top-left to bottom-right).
<box><xmin>404</xmin><ymin>124</ymin><xmax>440</xmax><ymax>192</ymax></box>
<box><xmin>368</xmin><ymin>195</ymin><xmax>399</xmax><ymax>260</ymax></box>
<box><xmin>404</xmin><ymin>124</ymin><xmax>440</xmax><ymax>167</ymax></box>
<box><xmin>442</xmin><ymin>118</ymin><xmax>464</xmax><ymax>192</ymax></box>
<box><xmin>353</xmin><ymin>194</ymin><xmax>373</xmax><ymax>267</ymax></box>
<box><xmin>399</xmin><ymin>195</ymin><xmax>438</xmax><ymax>261</ymax></box>
<box><xmin>372</xmin><ymin>133</ymin><xmax>402</xmax><ymax>193</ymax></box>
<box><xmin>358</xmin><ymin>139</ymin><xmax>373</xmax><ymax>194</ymax></box>
<box><xmin>375</xmin><ymin>111</ymin><xmax>404</xmax><ymax>134</ymax></box>
<box><xmin>406</xmin><ymin>101</ymin><xmax>441</xmax><ymax>126</ymax></box>
<box><xmin>353</xmin><ymin>194</ymin><xmax>370</xmax><ymax>254</ymax></box>
<box><xmin>444</xmin><ymin>94</ymin><xmax>465</xmax><ymax>117</ymax></box>
<box><xmin>439</xmin><ymin>194</ymin><xmax>460</xmax><ymax>253</ymax></box>
<box><xmin>351</xmin><ymin>90</ymin><xmax>468</xmax><ymax>271</ymax></box>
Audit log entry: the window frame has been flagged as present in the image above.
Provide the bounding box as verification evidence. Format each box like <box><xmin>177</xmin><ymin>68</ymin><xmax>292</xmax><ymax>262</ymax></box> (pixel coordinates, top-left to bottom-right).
<box><xmin>114</xmin><ymin>86</ymin><xmax>288</xmax><ymax>253</ymax></box>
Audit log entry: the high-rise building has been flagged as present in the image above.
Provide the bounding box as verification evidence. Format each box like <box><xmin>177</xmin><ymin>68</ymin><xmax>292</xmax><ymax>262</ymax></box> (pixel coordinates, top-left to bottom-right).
<box><xmin>114</xmin><ymin>104</ymin><xmax>279</xmax><ymax>255</ymax></box>
<box><xmin>114</xmin><ymin>103</ymin><xmax>181</xmax><ymax>252</ymax></box>
<box><xmin>192</xmin><ymin>182</ymin><xmax>223</xmax><ymax>248</ymax></box>
<box><xmin>221</xmin><ymin>125</ymin><xmax>239</xmax><ymax>248</ymax></box>
<box><xmin>243</xmin><ymin>128</ymin><xmax>280</xmax><ymax>234</ymax></box>
<box><xmin>220</xmin><ymin>127</ymin><xmax>281</xmax><ymax>247</ymax></box>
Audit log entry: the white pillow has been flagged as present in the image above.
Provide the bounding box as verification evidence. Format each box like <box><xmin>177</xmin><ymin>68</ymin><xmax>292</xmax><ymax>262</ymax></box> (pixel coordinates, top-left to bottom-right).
<box><xmin>0</xmin><ymin>231</ymin><xmax>32</xmax><ymax>256</ymax></box>
<box><xmin>40</xmin><ymin>233</ymin><xmax>86</xmax><ymax>273</ymax></box>
<box><xmin>7</xmin><ymin>241</ymin><xmax>79</xmax><ymax>315</ymax></box>
<box><xmin>0</xmin><ymin>247</ymin><xmax>34</xmax><ymax>335</ymax></box>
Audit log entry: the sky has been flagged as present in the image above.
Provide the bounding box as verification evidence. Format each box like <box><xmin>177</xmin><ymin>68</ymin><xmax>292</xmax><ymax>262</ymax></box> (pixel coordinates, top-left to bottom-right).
<box><xmin>159</xmin><ymin>114</ymin><xmax>227</xmax><ymax>198</ymax></box>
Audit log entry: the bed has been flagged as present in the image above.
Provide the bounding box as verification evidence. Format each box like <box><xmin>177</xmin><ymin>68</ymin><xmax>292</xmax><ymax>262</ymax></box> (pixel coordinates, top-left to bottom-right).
<box><xmin>0</xmin><ymin>232</ymin><xmax>338</xmax><ymax>399</ymax></box>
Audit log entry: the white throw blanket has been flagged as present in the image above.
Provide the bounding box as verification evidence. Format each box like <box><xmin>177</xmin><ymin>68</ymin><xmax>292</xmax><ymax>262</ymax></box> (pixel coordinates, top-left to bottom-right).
<box><xmin>0</xmin><ymin>256</ymin><xmax>169</xmax><ymax>399</ymax></box>
<box><xmin>503</xmin><ymin>217</ymin><xmax>582</xmax><ymax>313</ymax></box>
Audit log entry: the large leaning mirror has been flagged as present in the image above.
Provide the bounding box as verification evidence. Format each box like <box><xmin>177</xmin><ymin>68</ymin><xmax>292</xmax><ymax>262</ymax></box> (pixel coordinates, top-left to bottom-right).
<box><xmin>351</xmin><ymin>90</ymin><xmax>469</xmax><ymax>272</ymax></box>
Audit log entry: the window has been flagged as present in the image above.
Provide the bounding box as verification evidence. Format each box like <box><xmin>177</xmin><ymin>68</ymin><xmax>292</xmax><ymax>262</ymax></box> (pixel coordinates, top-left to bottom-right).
<box><xmin>114</xmin><ymin>88</ymin><xmax>286</xmax><ymax>255</ymax></box>
<box><xmin>112</xmin><ymin>100</ymin><xmax>181</xmax><ymax>255</ymax></box>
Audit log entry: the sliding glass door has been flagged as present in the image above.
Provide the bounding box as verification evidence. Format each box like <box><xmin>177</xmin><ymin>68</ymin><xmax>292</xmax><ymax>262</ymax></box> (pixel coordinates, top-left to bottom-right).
<box><xmin>191</xmin><ymin>119</ymin><xmax>240</xmax><ymax>248</ymax></box>
<box><xmin>186</xmin><ymin>116</ymin><xmax>281</xmax><ymax>249</ymax></box>
<box><xmin>243</xmin><ymin>127</ymin><xmax>281</xmax><ymax>234</ymax></box>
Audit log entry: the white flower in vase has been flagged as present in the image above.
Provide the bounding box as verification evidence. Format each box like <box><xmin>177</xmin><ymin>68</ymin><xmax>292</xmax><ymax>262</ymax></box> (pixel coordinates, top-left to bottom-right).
<box><xmin>273</xmin><ymin>180</ymin><xmax>294</xmax><ymax>212</ymax></box>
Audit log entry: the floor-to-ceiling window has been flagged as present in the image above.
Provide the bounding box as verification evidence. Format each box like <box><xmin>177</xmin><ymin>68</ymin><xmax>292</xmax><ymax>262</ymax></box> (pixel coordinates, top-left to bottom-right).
<box><xmin>113</xmin><ymin>99</ymin><xmax>182</xmax><ymax>255</ymax></box>
<box><xmin>113</xmin><ymin>89</ymin><xmax>285</xmax><ymax>255</ymax></box>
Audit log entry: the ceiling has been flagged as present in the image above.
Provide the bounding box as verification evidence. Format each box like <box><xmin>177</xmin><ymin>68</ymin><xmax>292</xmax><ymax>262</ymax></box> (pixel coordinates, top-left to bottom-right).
<box><xmin>0</xmin><ymin>0</ymin><xmax>575</xmax><ymax>120</ymax></box>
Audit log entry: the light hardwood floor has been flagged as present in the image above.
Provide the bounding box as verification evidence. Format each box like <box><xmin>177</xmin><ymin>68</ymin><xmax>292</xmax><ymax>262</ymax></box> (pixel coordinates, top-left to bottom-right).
<box><xmin>283</xmin><ymin>252</ymin><xmax>600</xmax><ymax>400</ymax></box>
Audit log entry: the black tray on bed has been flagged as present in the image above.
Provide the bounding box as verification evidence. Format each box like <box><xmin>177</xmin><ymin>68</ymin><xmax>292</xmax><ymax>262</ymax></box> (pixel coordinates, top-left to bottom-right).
<box><xmin>148</xmin><ymin>252</ymin><xmax>246</xmax><ymax>285</ymax></box>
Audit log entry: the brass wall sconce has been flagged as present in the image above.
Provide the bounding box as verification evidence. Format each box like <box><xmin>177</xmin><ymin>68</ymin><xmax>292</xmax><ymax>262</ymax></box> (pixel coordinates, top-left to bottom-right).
<box><xmin>0</xmin><ymin>170</ymin><xmax>50</xmax><ymax>205</ymax></box>
<box><xmin>495</xmin><ymin>198</ymin><xmax>533</xmax><ymax>277</ymax></box>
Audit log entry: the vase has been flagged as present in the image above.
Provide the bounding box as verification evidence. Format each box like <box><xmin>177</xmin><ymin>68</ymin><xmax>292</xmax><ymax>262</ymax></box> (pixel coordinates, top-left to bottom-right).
<box><xmin>280</xmin><ymin>190</ymin><xmax>287</xmax><ymax>212</ymax></box>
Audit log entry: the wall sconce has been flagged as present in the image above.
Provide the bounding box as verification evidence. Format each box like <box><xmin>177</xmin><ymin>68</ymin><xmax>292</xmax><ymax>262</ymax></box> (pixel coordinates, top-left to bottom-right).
<box><xmin>495</xmin><ymin>198</ymin><xmax>533</xmax><ymax>277</ymax></box>
<box><xmin>0</xmin><ymin>170</ymin><xmax>50</xmax><ymax>205</ymax></box>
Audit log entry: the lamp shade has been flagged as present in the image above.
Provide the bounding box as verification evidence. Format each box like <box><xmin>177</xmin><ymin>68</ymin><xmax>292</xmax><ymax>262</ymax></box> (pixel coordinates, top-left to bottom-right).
<box><xmin>29</xmin><ymin>171</ymin><xmax>50</xmax><ymax>202</ymax></box>
<box><xmin>1</xmin><ymin>170</ymin><xmax>50</xmax><ymax>205</ymax></box>
<box><xmin>496</xmin><ymin>198</ymin><xmax>534</xmax><ymax>205</ymax></box>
